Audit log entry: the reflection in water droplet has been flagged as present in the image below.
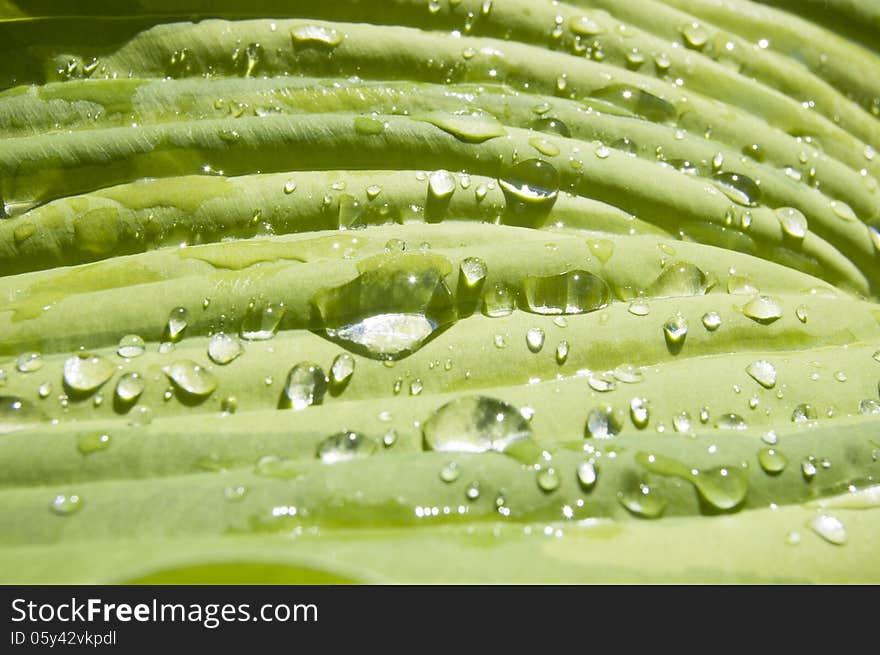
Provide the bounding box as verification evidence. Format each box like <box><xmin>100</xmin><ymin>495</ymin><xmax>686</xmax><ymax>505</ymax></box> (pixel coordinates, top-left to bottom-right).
<box><xmin>422</xmin><ymin>396</ymin><xmax>535</xmax><ymax>456</ymax></box>
<box><xmin>316</xmin><ymin>431</ymin><xmax>376</xmax><ymax>463</ymax></box>
<box><xmin>208</xmin><ymin>333</ymin><xmax>244</xmax><ymax>364</ymax></box>
<box><xmin>63</xmin><ymin>354</ymin><xmax>115</xmax><ymax>394</ymax></box>
<box><xmin>521</xmin><ymin>270</ymin><xmax>611</xmax><ymax>315</ymax></box>
<box><xmin>281</xmin><ymin>362</ymin><xmax>327</xmax><ymax>410</ymax></box>
<box><xmin>465</xmin><ymin>481</ymin><xmax>481</xmax><ymax>501</ymax></box>
<box><xmin>585</xmin><ymin>405</ymin><xmax>622</xmax><ymax>438</ymax></box>
<box><xmin>117</xmin><ymin>334</ymin><xmax>145</xmax><ymax>358</ymax></box>
<box><xmin>809</xmin><ymin>513</ymin><xmax>847</xmax><ymax>545</ymax></box>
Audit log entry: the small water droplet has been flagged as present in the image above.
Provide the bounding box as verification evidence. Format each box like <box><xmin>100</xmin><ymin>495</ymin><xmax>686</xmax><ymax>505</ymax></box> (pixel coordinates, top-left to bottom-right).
<box><xmin>577</xmin><ymin>461</ymin><xmax>598</xmax><ymax>489</ymax></box>
<box><xmin>802</xmin><ymin>457</ymin><xmax>818</xmax><ymax>480</ymax></box>
<box><xmin>77</xmin><ymin>431</ymin><xmax>111</xmax><ymax>455</ymax></box>
<box><xmin>208</xmin><ymin>333</ymin><xmax>244</xmax><ymax>364</ymax></box>
<box><xmin>588</xmin><ymin>375</ymin><xmax>616</xmax><ymax>393</ymax></box>
<box><xmin>555</xmin><ymin>340</ymin><xmax>569</xmax><ymax>364</ymax></box>
<box><xmin>775</xmin><ymin>207</ymin><xmax>808</xmax><ymax>240</ymax></box>
<box><xmin>647</xmin><ymin>261</ymin><xmax>709</xmax><ymax>298</ymax></box>
<box><xmin>672</xmin><ymin>411</ymin><xmax>692</xmax><ymax>433</ymax></box>
<box><xmin>521</xmin><ymin>270</ymin><xmax>610</xmax><ymax>315</ymax></box>
<box><xmin>128</xmin><ymin>405</ymin><xmax>153</xmax><ymax>426</ymax></box>
<box><xmin>530</xmin><ymin>117</ymin><xmax>570</xmax><ymax>137</ymax></box>
<box><xmin>570</xmin><ymin>15</ymin><xmax>605</xmax><ymax>36</ymax></box>
<box><xmin>713</xmin><ymin>172</ymin><xmax>761</xmax><ymax>206</ymax></box>
<box><xmin>746</xmin><ymin>360</ymin><xmax>777</xmax><ymax>389</ymax></box>
<box><xmin>537</xmin><ymin>468</ymin><xmax>561</xmax><ymax>492</ymax></box>
<box><xmin>482</xmin><ymin>283</ymin><xmax>516</xmax><ymax>317</ymax></box>
<box><xmin>224</xmin><ymin>485</ymin><xmax>248</xmax><ymax>502</ymax></box>
<box><xmin>422</xmin><ymin>110</ymin><xmax>507</xmax><ymax>143</ymax></box>
<box><xmin>809</xmin><ymin>513</ymin><xmax>847</xmax><ymax>545</ymax></box>
<box><xmin>428</xmin><ymin>169</ymin><xmax>456</xmax><ymax>201</ymax></box>
<box><xmin>701</xmin><ymin>311</ymin><xmax>722</xmax><ymax>331</ymax></box>
<box><xmin>630</xmin><ymin>397</ymin><xmax>650</xmax><ymax>429</ymax></box>
<box><xmin>440</xmin><ymin>461</ymin><xmax>460</xmax><ymax>483</ymax></box>
<box><xmin>742</xmin><ymin>295</ymin><xmax>783</xmax><ymax>324</ymax></box>
<box><xmin>459</xmin><ymin>257</ymin><xmax>488</xmax><ymax>288</ymax></box>
<box><xmin>410</xmin><ymin>378</ymin><xmax>424</xmax><ymax>396</ymax></box>
<box><xmin>619</xmin><ymin>483</ymin><xmax>666</xmax><ymax>518</ymax></box>
<box><xmin>283</xmin><ymin>179</ymin><xmax>297</xmax><ymax>194</ymax></box>
<box><xmin>291</xmin><ymin>24</ymin><xmax>344</xmax><ymax>48</ymax></box>
<box><xmin>758</xmin><ymin>447</ymin><xmax>787</xmax><ymax>474</ymax></box>
<box><xmin>115</xmin><ymin>372</ymin><xmax>144</xmax><ymax>403</ymax></box>
<box><xmin>829</xmin><ymin>200</ymin><xmax>857</xmax><ymax>222</ymax></box>
<box><xmin>240</xmin><ymin>301</ymin><xmax>285</xmax><ymax>340</ymax></box>
<box><xmin>50</xmin><ymin>493</ymin><xmax>82</xmax><ymax>516</ymax></box>
<box><xmin>795</xmin><ymin>305</ymin><xmax>808</xmax><ymax>323</ymax></box>
<box><xmin>526</xmin><ymin>328</ymin><xmax>545</xmax><ymax>353</ymax></box>
<box><xmin>858</xmin><ymin>399</ymin><xmax>880</xmax><ymax>415</ymax></box>
<box><xmin>716</xmin><ymin>413</ymin><xmax>748</xmax><ymax>430</ymax></box>
<box><xmin>382</xmin><ymin>427</ymin><xmax>398</xmax><ymax>447</ymax></box>
<box><xmin>330</xmin><ymin>353</ymin><xmax>355</xmax><ymax>387</ymax></box>
<box><xmin>681</xmin><ymin>22</ymin><xmax>708</xmax><ymax>49</ymax></box>
<box><xmin>16</xmin><ymin>352</ymin><xmax>43</xmax><ymax>373</ymax></box>
<box><xmin>663</xmin><ymin>313</ymin><xmax>688</xmax><ymax>353</ymax></box>
<box><xmin>498</xmin><ymin>159</ymin><xmax>560</xmax><ymax>211</ymax></box>
<box><xmin>165</xmin><ymin>307</ymin><xmax>189</xmax><ymax>342</ymax></box>
<box><xmin>281</xmin><ymin>363</ymin><xmax>327</xmax><ymax>410</ymax></box>
<box><xmin>465</xmin><ymin>481</ymin><xmax>481</xmax><ymax>501</ymax></box>
<box><xmin>585</xmin><ymin>405</ymin><xmax>622</xmax><ymax>438</ymax></box>
<box><xmin>316</xmin><ymin>431</ymin><xmax>376</xmax><ymax>463</ymax></box>
<box><xmin>117</xmin><ymin>334</ymin><xmax>145</xmax><ymax>358</ymax></box>
<box><xmin>422</xmin><ymin>396</ymin><xmax>535</xmax><ymax>456</ymax></box>
<box><xmin>792</xmin><ymin>403</ymin><xmax>817</xmax><ymax>423</ymax></box>
<box><xmin>628</xmin><ymin>300</ymin><xmax>650</xmax><ymax>316</ymax></box>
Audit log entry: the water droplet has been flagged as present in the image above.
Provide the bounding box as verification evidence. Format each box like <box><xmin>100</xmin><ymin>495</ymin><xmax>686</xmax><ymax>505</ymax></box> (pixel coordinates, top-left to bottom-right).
<box><xmin>801</xmin><ymin>457</ymin><xmax>818</xmax><ymax>480</ymax></box>
<box><xmin>0</xmin><ymin>395</ymin><xmax>46</xmax><ymax>432</ymax></box>
<box><xmin>647</xmin><ymin>261</ymin><xmax>708</xmax><ymax>297</ymax></box>
<box><xmin>585</xmin><ymin>405</ymin><xmax>622</xmax><ymax>438</ymax></box>
<box><xmin>353</xmin><ymin>116</ymin><xmax>385</xmax><ymax>136</ymax></box>
<box><xmin>240</xmin><ymin>301</ymin><xmax>285</xmax><ymax>340</ymax></box>
<box><xmin>526</xmin><ymin>328</ymin><xmax>545</xmax><ymax>353</ymax></box>
<box><xmin>555</xmin><ymin>340</ymin><xmax>569</xmax><ymax>364</ymax></box>
<box><xmin>283</xmin><ymin>179</ymin><xmax>297</xmax><ymax>194</ymax></box>
<box><xmin>577</xmin><ymin>461</ymin><xmax>598</xmax><ymax>489</ymax></box>
<box><xmin>208</xmin><ymin>332</ymin><xmax>243</xmax><ymax>364</ymax></box>
<box><xmin>440</xmin><ymin>461</ymin><xmax>460</xmax><ymax>483</ymax></box>
<box><xmin>330</xmin><ymin>353</ymin><xmax>355</xmax><ymax>388</ymax></box>
<box><xmin>809</xmin><ymin>513</ymin><xmax>847</xmax><ymax>545</ymax></box>
<box><xmin>758</xmin><ymin>447</ymin><xmax>787</xmax><ymax>474</ymax></box>
<box><xmin>742</xmin><ymin>295</ymin><xmax>783</xmax><ymax>324</ymax></box>
<box><xmin>314</xmin><ymin>252</ymin><xmax>456</xmax><ymax>360</ymax></box>
<box><xmin>530</xmin><ymin>117</ymin><xmax>570</xmax><ymax>137</ymax></box>
<box><xmin>128</xmin><ymin>405</ymin><xmax>153</xmax><ymax>426</ymax></box>
<box><xmin>859</xmin><ymin>399</ymin><xmax>880</xmax><ymax>415</ymax></box>
<box><xmin>50</xmin><ymin>493</ymin><xmax>82</xmax><ymax>516</ymax></box>
<box><xmin>701</xmin><ymin>311</ymin><xmax>722</xmax><ymax>331</ymax></box>
<box><xmin>465</xmin><ymin>481</ymin><xmax>481</xmax><ymax>501</ymax></box>
<box><xmin>672</xmin><ymin>411</ymin><xmax>692</xmax><ymax>433</ymax></box>
<box><xmin>36</xmin><ymin>381</ymin><xmax>51</xmax><ymax>398</ymax></box>
<box><xmin>280</xmin><ymin>362</ymin><xmax>327</xmax><ymax>410</ymax></box>
<box><xmin>588</xmin><ymin>375</ymin><xmax>616</xmax><ymax>392</ymax></box>
<box><xmin>628</xmin><ymin>300</ymin><xmax>650</xmax><ymax>316</ymax></box>
<box><xmin>746</xmin><ymin>360</ymin><xmax>777</xmax><ymax>389</ymax></box>
<box><xmin>775</xmin><ymin>207</ymin><xmax>808</xmax><ymax>240</ymax></box>
<box><xmin>117</xmin><ymin>334</ymin><xmax>145</xmax><ymax>358</ymax></box>
<box><xmin>224</xmin><ymin>485</ymin><xmax>248</xmax><ymax>502</ymax></box>
<box><xmin>716</xmin><ymin>413</ymin><xmax>748</xmax><ymax>430</ymax></box>
<box><xmin>498</xmin><ymin>159</ymin><xmax>560</xmax><ymax>211</ymax></box>
<box><xmin>619</xmin><ymin>483</ymin><xmax>666</xmax><ymax>518</ymax></box>
<box><xmin>681</xmin><ymin>22</ymin><xmax>708</xmax><ymax>49</ymax></box>
<box><xmin>291</xmin><ymin>24</ymin><xmax>344</xmax><ymax>48</ymax></box>
<box><xmin>63</xmin><ymin>354</ymin><xmax>114</xmax><ymax>394</ymax></box>
<box><xmin>382</xmin><ymin>427</ymin><xmax>398</xmax><ymax>447</ymax></box>
<box><xmin>612</xmin><ymin>364</ymin><xmax>643</xmax><ymax>384</ymax></box>
<box><xmin>713</xmin><ymin>172</ymin><xmax>762</xmax><ymax>206</ymax></box>
<box><xmin>317</xmin><ymin>431</ymin><xmax>376</xmax><ymax>464</ymax></box>
<box><xmin>691</xmin><ymin>466</ymin><xmax>749</xmax><ymax>510</ymax></box>
<box><xmin>521</xmin><ymin>270</ymin><xmax>610</xmax><ymax>315</ymax></box>
<box><xmin>663</xmin><ymin>313</ymin><xmax>688</xmax><ymax>353</ymax></box>
<box><xmin>528</xmin><ymin>136</ymin><xmax>560</xmax><ymax>157</ymax></box>
<box><xmin>795</xmin><ymin>305</ymin><xmax>808</xmax><ymax>323</ymax></box>
<box><xmin>422</xmin><ymin>110</ymin><xmax>507</xmax><ymax>143</ymax></box>
<box><xmin>829</xmin><ymin>200</ymin><xmax>857</xmax><ymax>222</ymax></box>
<box><xmin>592</xmin><ymin>85</ymin><xmax>677</xmax><ymax>123</ymax></box>
<box><xmin>482</xmin><ymin>283</ymin><xmax>516</xmax><ymax>317</ymax></box>
<box><xmin>792</xmin><ymin>403</ymin><xmax>817</xmax><ymax>422</ymax></box>
<box><xmin>164</xmin><ymin>360</ymin><xmax>217</xmax><ymax>399</ymax></box>
<box><xmin>630</xmin><ymin>397</ymin><xmax>650</xmax><ymax>429</ymax></box>
<box><xmin>16</xmin><ymin>352</ymin><xmax>43</xmax><ymax>373</ymax></box>
<box><xmin>570</xmin><ymin>15</ymin><xmax>605</xmax><ymax>36</ymax></box>
<box><xmin>537</xmin><ymin>468</ymin><xmax>561</xmax><ymax>492</ymax></box>
<box><xmin>410</xmin><ymin>378</ymin><xmax>424</xmax><ymax>395</ymax></box>
<box><xmin>165</xmin><ymin>307</ymin><xmax>189</xmax><ymax>342</ymax></box>
<box><xmin>459</xmin><ymin>257</ymin><xmax>488</xmax><ymax>289</ymax></box>
<box><xmin>77</xmin><ymin>431</ymin><xmax>111</xmax><ymax>455</ymax></box>
<box><xmin>428</xmin><ymin>169</ymin><xmax>456</xmax><ymax>201</ymax></box>
<box><xmin>115</xmin><ymin>372</ymin><xmax>144</xmax><ymax>403</ymax></box>
<box><xmin>422</xmin><ymin>396</ymin><xmax>535</xmax><ymax>455</ymax></box>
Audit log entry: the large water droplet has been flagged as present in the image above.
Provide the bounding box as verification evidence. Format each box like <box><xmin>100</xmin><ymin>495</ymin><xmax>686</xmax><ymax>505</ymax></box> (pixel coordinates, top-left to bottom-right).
<box><xmin>316</xmin><ymin>431</ymin><xmax>376</xmax><ymax>463</ymax></box>
<box><xmin>439</xmin><ymin>461</ymin><xmax>460</xmax><ymax>483</ymax></box>
<box><xmin>117</xmin><ymin>334</ymin><xmax>145</xmax><ymax>358</ymax></box>
<box><xmin>619</xmin><ymin>483</ymin><xmax>666</xmax><ymax>518</ymax></box>
<box><xmin>536</xmin><ymin>468</ymin><xmax>561</xmax><ymax>492</ymax></box>
<box><xmin>808</xmin><ymin>513</ymin><xmax>847</xmax><ymax>545</ymax></box>
<box><xmin>422</xmin><ymin>396</ymin><xmax>535</xmax><ymax>456</ymax></box>
<box><xmin>115</xmin><ymin>372</ymin><xmax>144</xmax><ymax>403</ymax></box>
<box><xmin>164</xmin><ymin>360</ymin><xmax>217</xmax><ymax>399</ymax></box>
<box><xmin>422</xmin><ymin>110</ymin><xmax>507</xmax><ymax>143</ymax></box>
<box><xmin>585</xmin><ymin>405</ymin><xmax>622</xmax><ymax>438</ymax></box>
<box><xmin>0</xmin><ymin>396</ymin><xmax>46</xmax><ymax>433</ymax></box>
<box><xmin>647</xmin><ymin>261</ymin><xmax>708</xmax><ymax>297</ymax></box>
<box><xmin>742</xmin><ymin>295</ymin><xmax>783</xmax><ymax>324</ymax></box>
<box><xmin>713</xmin><ymin>172</ymin><xmax>762</xmax><ymax>206</ymax></box>
<box><xmin>592</xmin><ymin>85</ymin><xmax>677</xmax><ymax>122</ymax></box>
<box><xmin>663</xmin><ymin>313</ymin><xmax>688</xmax><ymax>354</ymax></box>
<box><xmin>499</xmin><ymin>159</ymin><xmax>560</xmax><ymax>213</ymax></box>
<box><xmin>570</xmin><ymin>15</ymin><xmax>605</xmax><ymax>36</ymax></box>
<box><xmin>16</xmin><ymin>352</ymin><xmax>43</xmax><ymax>373</ymax></box>
<box><xmin>746</xmin><ymin>360</ymin><xmax>777</xmax><ymax>389</ymax></box>
<box><xmin>530</xmin><ymin>117</ymin><xmax>570</xmax><ymax>137</ymax></box>
<box><xmin>50</xmin><ymin>493</ymin><xmax>82</xmax><ymax>516</ymax></box>
<box><xmin>208</xmin><ymin>333</ymin><xmax>244</xmax><ymax>364</ymax></box>
<box><xmin>63</xmin><ymin>353</ymin><xmax>115</xmax><ymax>394</ymax></box>
<box><xmin>758</xmin><ymin>447</ymin><xmax>787</xmax><ymax>474</ymax></box>
<box><xmin>313</xmin><ymin>252</ymin><xmax>456</xmax><ymax>360</ymax></box>
<box><xmin>521</xmin><ymin>270</ymin><xmax>610</xmax><ymax>315</ymax></box>
<box><xmin>702</xmin><ymin>311</ymin><xmax>722</xmax><ymax>331</ymax></box>
<box><xmin>482</xmin><ymin>282</ymin><xmax>516</xmax><ymax>317</ymax></box>
<box><xmin>280</xmin><ymin>362</ymin><xmax>327</xmax><ymax>410</ymax></box>
<box><xmin>240</xmin><ymin>301</ymin><xmax>285</xmax><ymax>340</ymax></box>
<box><xmin>291</xmin><ymin>24</ymin><xmax>344</xmax><ymax>47</ymax></box>
<box><xmin>775</xmin><ymin>207</ymin><xmax>808</xmax><ymax>240</ymax></box>
<box><xmin>165</xmin><ymin>306</ymin><xmax>189</xmax><ymax>342</ymax></box>
<box><xmin>77</xmin><ymin>431</ymin><xmax>111</xmax><ymax>455</ymax></box>
<box><xmin>428</xmin><ymin>169</ymin><xmax>456</xmax><ymax>201</ymax></box>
